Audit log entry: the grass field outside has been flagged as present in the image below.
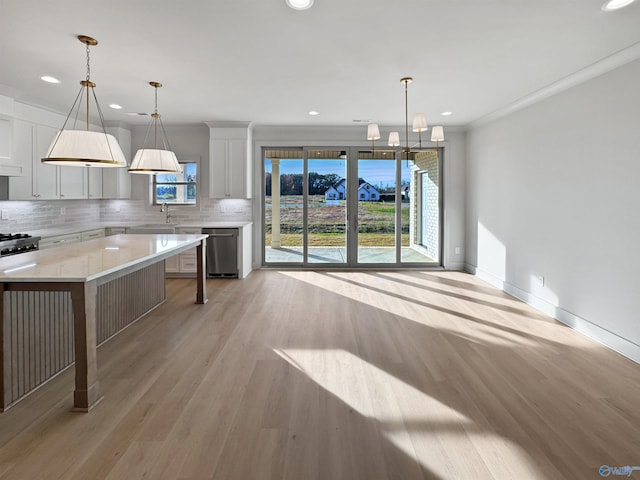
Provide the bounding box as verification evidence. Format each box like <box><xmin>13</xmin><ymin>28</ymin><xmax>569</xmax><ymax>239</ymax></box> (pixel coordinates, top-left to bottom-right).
<box><xmin>265</xmin><ymin>195</ymin><xmax>410</xmax><ymax>246</ymax></box>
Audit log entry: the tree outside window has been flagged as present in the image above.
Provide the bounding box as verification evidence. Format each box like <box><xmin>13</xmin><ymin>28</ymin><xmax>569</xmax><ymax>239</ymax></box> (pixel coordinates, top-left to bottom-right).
<box><xmin>154</xmin><ymin>162</ymin><xmax>197</xmax><ymax>205</ymax></box>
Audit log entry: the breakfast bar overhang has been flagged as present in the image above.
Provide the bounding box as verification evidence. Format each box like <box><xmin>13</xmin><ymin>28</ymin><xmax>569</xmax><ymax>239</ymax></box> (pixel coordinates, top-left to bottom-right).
<box><xmin>0</xmin><ymin>234</ymin><xmax>208</xmax><ymax>412</ymax></box>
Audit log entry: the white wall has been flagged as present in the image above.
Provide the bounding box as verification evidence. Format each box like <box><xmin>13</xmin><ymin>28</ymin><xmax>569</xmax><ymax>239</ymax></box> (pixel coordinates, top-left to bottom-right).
<box><xmin>465</xmin><ymin>59</ymin><xmax>640</xmax><ymax>362</ymax></box>
<box><xmin>252</xmin><ymin>125</ymin><xmax>466</xmax><ymax>269</ymax></box>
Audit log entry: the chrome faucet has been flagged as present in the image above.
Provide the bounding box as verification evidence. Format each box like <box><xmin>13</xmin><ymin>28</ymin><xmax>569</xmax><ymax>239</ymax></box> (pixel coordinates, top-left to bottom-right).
<box><xmin>160</xmin><ymin>202</ymin><xmax>171</xmax><ymax>223</ymax></box>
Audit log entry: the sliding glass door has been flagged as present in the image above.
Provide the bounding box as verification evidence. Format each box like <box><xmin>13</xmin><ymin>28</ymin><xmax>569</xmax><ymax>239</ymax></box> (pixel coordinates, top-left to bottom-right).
<box><xmin>263</xmin><ymin>147</ymin><xmax>441</xmax><ymax>267</ymax></box>
<box><xmin>356</xmin><ymin>149</ymin><xmax>398</xmax><ymax>263</ymax></box>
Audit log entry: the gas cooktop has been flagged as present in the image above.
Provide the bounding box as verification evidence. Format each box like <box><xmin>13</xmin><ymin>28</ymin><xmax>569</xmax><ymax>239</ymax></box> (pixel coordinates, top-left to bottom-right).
<box><xmin>0</xmin><ymin>233</ymin><xmax>33</xmax><ymax>242</ymax></box>
<box><xmin>0</xmin><ymin>233</ymin><xmax>41</xmax><ymax>257</ymax></box>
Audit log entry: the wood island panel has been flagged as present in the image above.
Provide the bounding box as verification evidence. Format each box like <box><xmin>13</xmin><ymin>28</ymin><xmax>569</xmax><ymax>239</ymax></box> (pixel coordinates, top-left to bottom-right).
<box><xmin>1</xmin><ymin>261</ymin><xmax>166</xmax><ymax>409</ymax></box>
<box><xmin>0</xmin><ymin>234</ymin><xmax>208</xmax><ymax>412</ymax></box>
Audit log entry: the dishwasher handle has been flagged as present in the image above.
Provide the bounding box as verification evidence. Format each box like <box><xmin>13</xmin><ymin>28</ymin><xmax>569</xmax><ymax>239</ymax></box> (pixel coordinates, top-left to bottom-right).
<box><xmin>208</xmin><ymin>233</ymin><xmax>234</xmax><ymax>237</ymax></box>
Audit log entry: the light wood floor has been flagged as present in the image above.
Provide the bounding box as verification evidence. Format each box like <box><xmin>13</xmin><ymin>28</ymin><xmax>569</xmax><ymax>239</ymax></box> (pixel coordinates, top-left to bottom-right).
<box><xmin>0</xmin><ymin>270</ymin><xmax>638</xmax><ymax>479</ymax></box>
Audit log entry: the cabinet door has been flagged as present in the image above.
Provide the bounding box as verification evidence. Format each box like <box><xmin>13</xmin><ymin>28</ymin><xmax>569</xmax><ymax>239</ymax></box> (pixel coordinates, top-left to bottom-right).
<box><xmin>0</xmin><ymin>115</ymin><xmax>23</xmax><ymax>176</ymax></box>
<box><xmin>165</xmin><ymin>255</ymin><xmax>179</xmax><ymax>273</ymax></box>
<box><xmin>102</xmin><ymin>167</ymin><xmax>131</xmax><ymax>199</ymax></box>
<box><xmin>8</xmin><ymin>120</ymin><xmax>35</xmax><ymax>200</ymax></box>
<box><xmin>228</xmin><ymin>140</ymin><xmax>247</xmax><ymax>198</ymax></box>
<box><xmin>59</xmin><ymin>164</ymin><xmax>86</xmax><ymax>199</ymax></box>
<box><xmin>210</xmin><ymin>139</ymin><xmax>228</xmax><ymax>198</ymax></box>
<box><xmin>88</xmin><ymin>167</ymin><xmax>102</xmax><ymax>199</ymax></box>
<box><xmin>34</xmin><ymin>125</ymin><xmax>59</xmax><ymax>199</ymax></box>
<box><xmin>209</xmin><ymin>139</ymin><xmax>247</xmax><ymax>198</ymax></box>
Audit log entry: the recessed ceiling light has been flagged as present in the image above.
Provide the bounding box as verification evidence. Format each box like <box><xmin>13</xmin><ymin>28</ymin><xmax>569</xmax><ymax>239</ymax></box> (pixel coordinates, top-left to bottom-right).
<box><xmin>109</xmin><ymin>104</ymin><xmax>123</xmax><ymax>110</ymax></box>
<box><xmin>286</xmin><ymin>0</ymin><xmax>314</xmax><ymax>10</ymax></box>
<box><xmin>352</xmin><ymin>119</ymin><xmax>371</xmax><ymax>123</ymax></box>
<box><xmin>441</xmin><ymin>111</ymin><xmax>452</xmax><ymax>116</ymax></box>
<box><xmin>40</xmin><ymin>76</ymin><xmax>60</xmax><ymax>84</ymax></box>
<box><xmin>602</xmin><ymin>0</ymin><xmax>636</xmax><ymax>10</ymax></box>
<box><xmin>308</xmin><ymin>110</ymin><xmax>319</xmax><ymax>116</ymax></box>
<box><xmin>127</xmin><ymin>112</ymin><xmax>148</xmax><ymax>116</ymax></box>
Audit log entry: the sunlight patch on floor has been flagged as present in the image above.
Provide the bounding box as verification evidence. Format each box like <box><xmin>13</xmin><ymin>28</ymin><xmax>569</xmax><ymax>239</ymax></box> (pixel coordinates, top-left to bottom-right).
<box><xmin>274</xmin><ymin>347</ymin><xmax>548</xmax><ymax>479</ymax></box>
<box><xmin>273</xmin><ymin>348</ymin><xmax>472</xmax><ymax>423</ymax></box>
<box><xmin>281</xmin><ymin>270</ymin><xmax>551</xmax><ymax>349</ymax></box>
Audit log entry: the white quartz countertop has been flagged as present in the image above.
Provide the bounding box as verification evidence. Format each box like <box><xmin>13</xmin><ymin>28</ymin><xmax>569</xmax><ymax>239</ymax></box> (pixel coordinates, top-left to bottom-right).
<box><xmin>0</xmin><ymin>234</ymin><xmax>207</xmax><ymax>283</ymax></box>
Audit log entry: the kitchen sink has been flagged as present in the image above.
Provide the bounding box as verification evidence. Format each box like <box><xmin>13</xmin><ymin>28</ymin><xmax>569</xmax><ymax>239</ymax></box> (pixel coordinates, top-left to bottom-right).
<box><xmin>127</xmin><ymin>224</ymin><xmax>177</xmax><ymax>234</ymax></box>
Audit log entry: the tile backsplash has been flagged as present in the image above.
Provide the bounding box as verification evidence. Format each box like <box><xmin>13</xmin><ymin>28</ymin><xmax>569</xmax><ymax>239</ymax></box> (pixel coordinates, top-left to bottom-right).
<box><xmin>0</xmin><ymin>198</ymin><xmax>253</xmax><ymax>233</ymax></box>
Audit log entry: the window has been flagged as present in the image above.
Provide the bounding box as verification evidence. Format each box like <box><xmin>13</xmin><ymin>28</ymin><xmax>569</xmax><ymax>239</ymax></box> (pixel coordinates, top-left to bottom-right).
<box><xmin>153</xmin><ymin>162</ymin><xmax>197</xmax><ymax>205</ymax></box>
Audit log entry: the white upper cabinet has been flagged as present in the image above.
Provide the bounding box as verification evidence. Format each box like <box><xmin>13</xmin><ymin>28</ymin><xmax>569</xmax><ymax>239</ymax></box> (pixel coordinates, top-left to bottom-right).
<box><xmin>10</xmin><ymin>121</ymin><xmax>61</xmax><ymax>200</ymax></box>
<box><xmin>102</xmin><ymin>126</ymin><xmax>131</xmax><ymax>199</ymax></box>
<box><xmin>34</xmin><ymin>124</ymin><xmax>62</xmax><ymax>199</ymax></box>
<box><xmin>8</xmin><ymin>119</ymin><xmax>35</xmax><ymax>200</ymax></box>
<box><xmin>87</xmin><ymin>167</ymin><xmax>103</xmax><ymax>199</ymax></box>
<box><xmin>0</xmin><ymin>114</ymin><xmax>23</xmax><ymax>177</ymax></box>
<box><xmin>207</xmin><ymin>122</ymin><xmax>252</xmax><ymax>199</ymax></box>
<box><xmin>9</xmin><ymin>120</ymin><xmax>96</xmax><ymax>200</ymax></box>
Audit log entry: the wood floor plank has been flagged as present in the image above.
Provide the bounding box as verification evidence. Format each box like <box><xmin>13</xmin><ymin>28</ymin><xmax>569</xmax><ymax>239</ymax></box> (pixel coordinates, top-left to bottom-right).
<box><xmin>0</xmin><ymin>270</ymin><xmax>637</xmax><ymax>480</ymax></box>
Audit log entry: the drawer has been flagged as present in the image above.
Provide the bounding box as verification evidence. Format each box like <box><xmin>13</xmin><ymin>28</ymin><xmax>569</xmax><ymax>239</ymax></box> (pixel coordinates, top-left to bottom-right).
<box><xmin>39</xmin><ymin>232</ymin><xmax>82</xmax><ymax>250</ymax></box>
<box><xmin>179</xmin><ymin>255</ymin><xmax>198</xmax><ymax>272</ymax></box>
<box><xmin>165</xmin><ymin>255</ymin><xmax>179</xmax><ymax>273</ymax></box>
<box><xmin>81</xmin><ymin>228</ymin><xmax>105</xmax><ymax>241</ymax></box>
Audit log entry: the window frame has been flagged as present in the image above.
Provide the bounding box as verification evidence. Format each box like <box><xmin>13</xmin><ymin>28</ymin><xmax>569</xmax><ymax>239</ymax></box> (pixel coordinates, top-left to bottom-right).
<box><xmin>152</xmin><ymin>161</ymin><xmax>198</xmax><ymax>206</ymax></box>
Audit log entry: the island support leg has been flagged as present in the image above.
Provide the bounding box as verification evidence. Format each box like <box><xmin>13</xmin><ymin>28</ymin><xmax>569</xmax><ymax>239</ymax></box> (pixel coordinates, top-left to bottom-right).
<box><xmin>70</xmin><ymin>281</ymin><xmax>103</xmax><ymax>412</ymax></box>
<box><xmin>196</xmin><ymin>239</ymin><xmax>208</xmax><ymax>304</ymax></box>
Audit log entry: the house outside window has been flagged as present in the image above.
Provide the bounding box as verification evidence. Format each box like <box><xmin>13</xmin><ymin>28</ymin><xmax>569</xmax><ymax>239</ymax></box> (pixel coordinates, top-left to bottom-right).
<box><xmin>153</xmin><ymin>162</ymin><xmax>197</xmax><ymax>205</ymax></box>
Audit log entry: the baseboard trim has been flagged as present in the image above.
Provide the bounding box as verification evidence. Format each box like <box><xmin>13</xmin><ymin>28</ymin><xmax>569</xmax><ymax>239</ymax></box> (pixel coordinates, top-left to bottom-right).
<box><xmin>464</xmin><ymin>263</ymin><xmax>640</xmax><ymax>365</ymax></box>
<box><xmin>444</xmin><ymin>261</ymin><xmax>466</xmax><ymax>271</ymax></box>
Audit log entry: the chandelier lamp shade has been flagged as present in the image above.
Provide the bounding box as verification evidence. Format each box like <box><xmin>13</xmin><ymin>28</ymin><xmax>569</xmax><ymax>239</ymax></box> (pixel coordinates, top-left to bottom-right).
<box><xmin>366</xmin><ymin>123</ymin><xmax>380</xmax><ymax>154</ymax></box>
<box><xmin>42</xmin><ymin>35</ymin><xmax>127</xmax><ymax>168</ymax></box>
<box><xmin>128</xmin><ymin>82</ymin><xmax>182</xmax><ymax>175</ymax></box>
<box><xmin>388</xmin><ymin>131</ymin><xmax>400</xmax><ymax>147</ymax></box>
<box><xmin>412</xmin><ymin>113</ymin><xmax>428</xmax><ymax>149</ymax></box>
<box><xmin>431</xmin><ymin>125</ymin><xmax>445</xmax><ymax>147</ymax></box>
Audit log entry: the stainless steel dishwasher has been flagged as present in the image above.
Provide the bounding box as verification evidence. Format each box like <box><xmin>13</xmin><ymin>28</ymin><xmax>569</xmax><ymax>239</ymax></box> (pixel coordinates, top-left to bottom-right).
<box><xmin>202</xmin><ymin>228</ymin><xmax>238</xmax><ymax>278</ymax></box>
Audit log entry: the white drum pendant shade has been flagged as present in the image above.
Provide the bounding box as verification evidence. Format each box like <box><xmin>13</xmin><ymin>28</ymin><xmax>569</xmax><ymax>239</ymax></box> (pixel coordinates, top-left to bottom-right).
<box><xmin>129</xmin><ymin>148</ymin><xmax>183</xmax><ymax>174</ymax></box>
<box><xmin>43</xmin><ymin>130</ymin><xmax>127</xmax><ymax>167</ymax></box>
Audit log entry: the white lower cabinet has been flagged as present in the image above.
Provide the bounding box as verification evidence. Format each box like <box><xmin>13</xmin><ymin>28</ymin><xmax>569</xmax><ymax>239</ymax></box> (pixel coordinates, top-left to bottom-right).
<box><xmin>39</xmin><ymin>232</ymin><xmax>82</xmax><ymax>250</ymax></box>
<box><xmin>165</xmin><ymin>255</ymin><xmax>180</xmax><ymax>273</ymax></box>
<box><xmin>80</xmin><ymin>228</ymin><xmax>105</xmax><ymax>241</ymax></box>
<box><xmin>165</xmin><ymin>227</ymin><xmax>200</xmax><ymax>276</ymax></box>
<box><xmin>41</xmin><ymin>228</ymin><xmax>106</xmax><ymax>250</ymax></box>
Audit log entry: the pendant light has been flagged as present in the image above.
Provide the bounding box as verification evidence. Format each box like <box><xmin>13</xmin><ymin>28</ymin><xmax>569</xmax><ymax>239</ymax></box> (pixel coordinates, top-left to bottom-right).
<box><xmin>42</xmin><ymin>35</ymin><xmax>127</xmax><ymax>168</ymax></box>
<box><xmin>129</xmin><ymin>82</ymin><xmax>182</xmax><ymax>174</ymax></box>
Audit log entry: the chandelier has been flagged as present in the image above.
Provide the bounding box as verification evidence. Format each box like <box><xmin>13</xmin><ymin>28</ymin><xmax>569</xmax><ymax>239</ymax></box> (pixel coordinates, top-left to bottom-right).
<box><xmin>42</xmin><ymin>35</ymin><xmax>127</xmax><ymax>168</ymax></box>
<box><xmin>128</xmin><ymin>81</ymin><xmax>182</xmax><ymax>174</ymax></box>
<box><xmin>366</xmin><ymin>77</ymin><xmax>445</xmax><ymax>159</ymax></box>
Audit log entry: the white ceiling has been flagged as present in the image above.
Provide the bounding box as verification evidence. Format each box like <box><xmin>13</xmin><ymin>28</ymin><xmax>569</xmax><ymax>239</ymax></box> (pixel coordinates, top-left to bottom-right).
<box><xmin>1</xmin><ymin>0</ymin><xmax>639</xmax><ymax>128</ymax></box>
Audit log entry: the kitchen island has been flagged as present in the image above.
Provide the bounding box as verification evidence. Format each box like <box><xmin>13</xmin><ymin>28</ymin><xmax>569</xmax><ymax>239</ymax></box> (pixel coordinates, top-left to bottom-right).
<box><xmin>0</xmin><ymin>234</ymin><xmax>208</xmax><ymax>412</ymax></box>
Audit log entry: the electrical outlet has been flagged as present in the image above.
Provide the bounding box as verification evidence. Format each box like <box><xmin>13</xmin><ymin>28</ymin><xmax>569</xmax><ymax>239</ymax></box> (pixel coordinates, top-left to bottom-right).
<box><xmin>536</xmin><ymin>275</ymin><xmax>544</xmax><ymax>287</ymax></box>
<box><xmin>60</xmin><ymin>207</ymin><xmax>66</xmax><ymax>215</ymax></box>
<box><xmin>1</xmin><ymin>210</ymin><xmax>8</xmax><ymax>220</ymax></box>
<box><xmin>455</xmin><ymin>247</ymin><xmax>461</xmax><ymax>255</ymax></box>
